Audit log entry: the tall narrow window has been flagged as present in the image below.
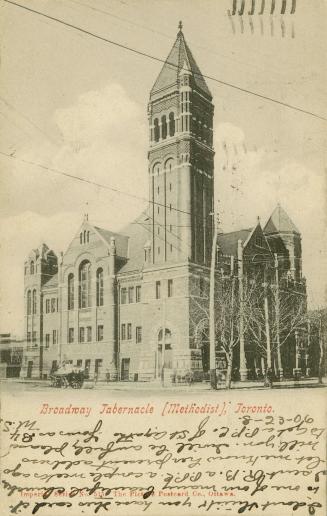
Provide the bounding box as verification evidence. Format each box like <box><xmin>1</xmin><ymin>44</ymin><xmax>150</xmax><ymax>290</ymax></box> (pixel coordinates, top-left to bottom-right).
<box><xmin>87</xmin><ymin>231</ymin><xmax>90</xmax><ymax>243</ymax></box>
<box><xmin>52</xmin><ymin>330</ymin><xmax>57</xmax><ymax>345</ymax></box>
<box><xmin>168</xmin><ymin>279</ymin><xmax>173</xmax><ymax>298</ymax></box>
<box><xmin>79</xmin><ymin>327</ymin><xmax>85</xmax><ymax>343</ymax></box>
<box><xmin>30</xmin><ymin>261</ymin><xmax>34</xmax><ymax>274</ymax></box>
<box><xmin>121</xmin><ymin>288</ymin><xmax>127</xmax><ymax>304</ymax></box>
<box><xmin>27</xmin><ymin>332</ymin><xmax>31</xmax><ymax>342</ymax></box>
<box><xmin>32</xmin><ymin>331</ymin><xmax>37</xmax><ymax>345</ymax></box>
<box><xmin>156</xmin><ymin>281</ymin><xmax>161</xmax><ymax>299</ymax></box>
<box><xmin>135</xmin><ymin>286</ymin><xmax>141</xmax><ymax>303</ymax></box>
<box><xmin>68</xmin><ymin>328</ymin><xmax>74</xmax><ymax>343</ymax></box>
<box><xmin>32</xmin><ymin>290</ymin><xmax>37</xmax><ymax>314</ymax></box>
<box><xmin>97</xmin><ymin>325</ymin><xmax>104</xmax><ymax>341</ymax></box>
<box><xmin>87</xmin><ymin>326</ymin><xmax>92</xmax><ymax>342</ymax></box>
<box><xmin>136</xmin><ymin>327</ymin><xmax>142</xmax><ymax>343</ymax></box>
<box><xmin>45</xmin><ymin>334</ymin><xmax>50</xmax><ymax>348</ymax></box>
<box><xmin>51</xmin><ymin>298</ymin><xmax>56</xmax><ymax>313</ymax></box>
<box><xmin>161</xmin><ymin>115</ymin><xmax>167</xmax><ymax>139</ymax></box>
<box><xmin>128</xmin><ymin>287</ymin><xmax>134</xmax><ymax>304</ymax></box>
<box><xmin>96</xmin><ymin>268</ymin><xmax>104</xmax><ymax>306</ymax></box>
<box><xmin>27</xmin><ymin>290</ymin><xmax>31</xmax><ymax>315</ymax></box>
<box><xmin>68</xmin><ymin>273</ymin><xmax>74</xmax><ymax>310</ymax></box>
<box><xmin>79</xmin><ymin>260</ymin><xmax>91</xmax><ymax>308</ymax></box>
<box><xmin>169</xmin><ymin>112</ymin><xmax>175</xmax><ymax>136</ymax></box>
<box><xmin>80</xmin><ymin>233</ymin><xmax>83</xmax><ymax>244</ymax></box>
<box><xmin>121</xmin><ymin>324</ymin><xmax>126</xmax><ymax>340</ymax></box>
<box><xmin>154</xmin><ymin>118</ymin><xmax>159</xmax><ymax>142</ymax></box>
<box><xmin>127</xmin><ymin>323</ymin><xmax>132</xmax><ymax>340</ymax></box>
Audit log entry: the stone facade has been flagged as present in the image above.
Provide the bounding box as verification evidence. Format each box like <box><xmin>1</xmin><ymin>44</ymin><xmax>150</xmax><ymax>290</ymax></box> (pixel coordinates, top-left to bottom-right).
<box><xmin>20</xmin><ymin>27</ymin><xmax>308</xmax><ymax>382</ymax></box>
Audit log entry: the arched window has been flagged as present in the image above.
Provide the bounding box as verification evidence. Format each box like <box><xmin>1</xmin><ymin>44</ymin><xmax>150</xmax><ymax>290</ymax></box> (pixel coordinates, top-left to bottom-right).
<box><xmin>80</xmin><ymin>233</ymin><xmax>83</xmax><ymax>244</ymax></box>
<box><xmin>87</xmin><ymin>231</ymin><xmax>90</xmax><ymax>243</ymax></box>
<box><xmin>161</xmin><ymin>115</ymin><xmax>167</xmax><ymax>139</ymax></box>
<box><xmin>68</xmin><ymin>273</ymin><xmax>74</xmax><ymax>310</ymax></box>
<box><xmin>27</xmin><ymin>290</ymin><xmax>31</xmax><ymax>315</ymax></box>
<box><xmin>96</xmin><ymin>268</ymin><xmax>104</xmax><ymax>307</ymax></box>
<box><xmin>32</xmin><ymin>289</ymin><xmax>37</xmax><ymax>314</ymax></box>
<box><xmin>154</xmin><ymin>118</ymin><xmax>159</xmax><ymax>142</ymax></box>
<box><xmin>79</xmin><ymin>260</ymin><xmax>92</xmax><ymax>308</ymax></box>
<box><xmin>30</xmin><ymin>261</ymin><xmax>34</xmax><ymax>274</ymax></box>
<box><xmin>165</xmin><ymin>158</ymin><xmax>174</xmax><ymax>174</ymax></box>
<box><xmin>169</xmin><ymin>112</ymin><xmax>175</xmax><ymax>136</ymax></box>
<box><xmin>83</xmin><ymin>230</ymin><xmax>86</xmax><ymax>244</ymax></box>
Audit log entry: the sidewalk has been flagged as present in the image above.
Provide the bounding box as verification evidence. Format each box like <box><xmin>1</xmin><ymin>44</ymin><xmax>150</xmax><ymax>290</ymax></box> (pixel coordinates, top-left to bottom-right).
<box><xmin>2</xmin><ymin>376</ymin><xmax>325</xmax><ymax>391</ymax></box>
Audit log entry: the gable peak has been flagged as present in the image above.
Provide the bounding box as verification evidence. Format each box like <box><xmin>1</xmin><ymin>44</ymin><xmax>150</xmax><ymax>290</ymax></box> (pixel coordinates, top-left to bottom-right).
<box><xmin>264</xmin><ymin>204</ymin><xmax>300</xmax><ymax>235</ymax></box>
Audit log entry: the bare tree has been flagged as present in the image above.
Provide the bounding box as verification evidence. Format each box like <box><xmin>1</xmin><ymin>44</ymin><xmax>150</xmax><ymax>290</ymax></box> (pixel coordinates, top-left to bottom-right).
<box><xmin>245</xmin><ymin>276</ymin><xmax>307</xmax><ymax>379</ymax></box>
<box><xmin>307</xmin><ymin>308</ymin><xmax>326</xmax><ymax>383</ymax></box>
<box><xmin>190</xmin><ymin>270</ymin><xmax>257</xmax><ymax>388</ymax></box>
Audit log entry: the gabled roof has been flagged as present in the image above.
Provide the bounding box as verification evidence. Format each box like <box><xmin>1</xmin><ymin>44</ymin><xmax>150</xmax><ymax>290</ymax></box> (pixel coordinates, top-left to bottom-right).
<box><xmin>218</xmin><ymin>229</ymin><xmax>252</xmax><ymax>256</ymax></box>
<box><xmin>150</xmin><ymin>28</ymin><xmax>212</xmax><ymax>99</ymax></box>
<box><xmin>117</xmin><ymin>211</ymin><xmax>151</xmax><ymax>274</ymax></box>
<box><xmin>264</xmin><ymin>205</ymin><xmax>300</xmax><ymax>235</ymax></box>
<box><xmin>93</xmin><ymin>226</ymin><xmax>129</xmax><ymax>258</ymax></box>
<box><xmin>43</xmin><ymin>273</ymin><xmax>58</xmax><ymax>289</ymax></box>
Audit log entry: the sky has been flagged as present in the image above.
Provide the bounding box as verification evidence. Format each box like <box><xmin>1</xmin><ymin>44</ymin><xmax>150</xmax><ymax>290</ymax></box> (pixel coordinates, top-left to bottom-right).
<box><xmin>0</xmin><ymin>0</ymin><xmax>326</xmax><ymax>335</ymax></box>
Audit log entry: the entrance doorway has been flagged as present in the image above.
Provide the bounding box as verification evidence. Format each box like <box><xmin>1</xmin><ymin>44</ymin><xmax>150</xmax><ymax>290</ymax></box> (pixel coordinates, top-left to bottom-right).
<box><xmin>158</xmin><ymin>328</ymin><xmax>173</xmax><ymax>373</ymax></box>
<box><xmin>27</xmin><ymin>361</ymin><xmax>33</xmax><ymax>378</ymax></box>
<box><xmin>121</xmin><ymin>358</ymin><xmax>130</xmax><ymax>381</ymax></box>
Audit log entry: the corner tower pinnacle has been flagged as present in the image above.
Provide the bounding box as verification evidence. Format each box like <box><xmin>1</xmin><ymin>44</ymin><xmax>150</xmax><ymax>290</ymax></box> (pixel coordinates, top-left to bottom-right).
<box><xmin>147</xmin><ymin>26</ymin><xmax>214</xmax><ymax>266</ymax></box>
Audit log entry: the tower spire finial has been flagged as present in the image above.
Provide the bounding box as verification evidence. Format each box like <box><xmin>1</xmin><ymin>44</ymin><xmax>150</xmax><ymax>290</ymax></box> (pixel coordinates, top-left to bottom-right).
<box><xmin>178</xmin><ymin>20</ymin><xmax>183</xmax><ymax>32</ymax></box>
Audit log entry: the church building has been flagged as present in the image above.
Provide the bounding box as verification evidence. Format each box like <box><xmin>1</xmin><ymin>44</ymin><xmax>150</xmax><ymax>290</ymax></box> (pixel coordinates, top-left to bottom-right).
<box><xmin>20</xmin><ymin>25</ymin><xmax>308</xmax><ymax>382</ymax></box>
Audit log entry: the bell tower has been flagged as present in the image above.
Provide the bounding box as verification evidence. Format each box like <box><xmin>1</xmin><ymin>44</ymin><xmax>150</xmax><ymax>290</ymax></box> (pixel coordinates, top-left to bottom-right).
<box><xmin>147</xmin><ymin>22</ymin><xmax>214</xmax><ymax>266</ymax></box>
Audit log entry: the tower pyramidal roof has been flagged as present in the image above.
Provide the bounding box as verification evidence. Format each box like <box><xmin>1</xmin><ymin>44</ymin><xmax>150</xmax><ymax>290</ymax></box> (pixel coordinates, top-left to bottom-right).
<box><xmin>264</xmin><ymin>204</ymin><xmax>300</xmax><ymax>235</ymax></box>
<box><xmin>150</xmin><ymin>21</ymin><xmax>212</xmax><ymax>99</ymax></box>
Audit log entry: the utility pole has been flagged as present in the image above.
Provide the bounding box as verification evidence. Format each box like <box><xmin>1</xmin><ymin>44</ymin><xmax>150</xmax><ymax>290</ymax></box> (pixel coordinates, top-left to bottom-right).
<box><xmin>274</xmin><ymin>253</ymin><xmax>283</xmax><ymax>379</ymax></box>
<box><xmin>209</xmin><ymin>210</ymin><xmax>219</xmax><ymax>389</ymax></box>
<box><xmin>263</xmin><ymin>265</ymin><xmax>272</xmax><ymax>371</ymax></box>
<box><xmin>238</xmin><ymin>240</ymin><xmax>247</xmax><ymax>381</ymax></box>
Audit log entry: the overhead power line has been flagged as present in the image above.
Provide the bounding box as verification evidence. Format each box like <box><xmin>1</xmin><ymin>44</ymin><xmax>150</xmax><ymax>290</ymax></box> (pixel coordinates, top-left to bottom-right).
<box><xmin>2</xmin><ymin>0</ymin><xmax>326</xmax><ymax>122</ymax></box>
<box><xmin>0</xmin><ymin>149</ymin><xmax>192</xmax><ymax>216</ymax></box>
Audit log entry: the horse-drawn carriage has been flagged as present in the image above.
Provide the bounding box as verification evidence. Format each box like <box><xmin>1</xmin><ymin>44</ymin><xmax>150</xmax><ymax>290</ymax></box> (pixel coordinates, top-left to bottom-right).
<box><xmin>50</xmin><ymin>363</ymin><xmax>84</xmax><ymax>389</ymax></box>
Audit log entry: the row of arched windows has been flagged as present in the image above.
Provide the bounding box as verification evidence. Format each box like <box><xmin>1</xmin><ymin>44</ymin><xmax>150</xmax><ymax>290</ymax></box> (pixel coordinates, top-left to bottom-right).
<box><xmin>27</xmin><ymin>289</ymin><xmax>37</xmax><ymax>315</ymax></box>
<box><xmin>67</xmin><ymin>261</ymin><xmax>104</xmax><ymax>309</ymax></box>
<box><xmin>153</xmin><ymin>112</ymin><xmax>175</xmax><ymax>142</ymax></box>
